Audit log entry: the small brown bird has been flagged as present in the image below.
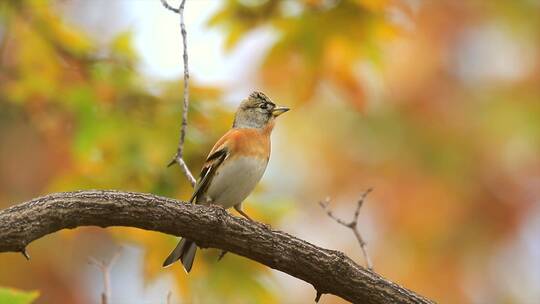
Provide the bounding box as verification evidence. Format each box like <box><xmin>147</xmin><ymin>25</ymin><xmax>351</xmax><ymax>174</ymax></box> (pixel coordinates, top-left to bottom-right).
<box><xmin>163</xmin><ymin>91</ymin><xmax>289</xmax><ymax>272</ymax></box>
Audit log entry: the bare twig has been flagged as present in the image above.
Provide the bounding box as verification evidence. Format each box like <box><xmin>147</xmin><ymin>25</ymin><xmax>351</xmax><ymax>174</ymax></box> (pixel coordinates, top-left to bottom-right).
<box><xmin>319</xmin><ymin>188</ymin><xmax>373</xmax><ymax>270</ymax></box>
<box><xmin>20</xmin><ymin>247</ymin><xmax>30</xmax><ymax>260</ymax></box>
<box><xmin>88</xmin><ymin>247</ymin><xmax>123</xmax><ymax>304</ymax></box>
<box><xmin>159</xmin><ymin>0</ymin><xmax>180</xmax><ymax>13</ymax></box>
<box><xmin>167</xmin><ymin>291</ymin><xmax>172</xmax><ymax>304</ymax></box>
<box><xmin>217</xmin><ymin>249</ymin><xmax>228</xmax><ymax>261</ymax></box>
<box><xmin>160</xmin><ymin>0</ymin><xmax>196</xmax><ymax>187</ymax></box>
<box><xmin>315</xmin><ymin>290</ymin><xmax>323</xmax><ymax>303</ymax></box>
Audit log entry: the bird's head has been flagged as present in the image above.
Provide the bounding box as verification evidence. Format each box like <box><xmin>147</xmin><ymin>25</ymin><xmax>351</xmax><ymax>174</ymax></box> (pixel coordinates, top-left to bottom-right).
<box><xmin>233</xmin><ymin>91</ymin><xmax>289</xmax><ymax>129</ymax></box>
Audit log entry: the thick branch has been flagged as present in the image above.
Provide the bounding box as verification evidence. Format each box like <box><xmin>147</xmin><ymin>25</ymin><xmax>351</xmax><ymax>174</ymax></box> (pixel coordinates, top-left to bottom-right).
<box><xmin>0</xmin><ymin>190</ymin><xmax>433</xmax><ymax>304</ymax></box>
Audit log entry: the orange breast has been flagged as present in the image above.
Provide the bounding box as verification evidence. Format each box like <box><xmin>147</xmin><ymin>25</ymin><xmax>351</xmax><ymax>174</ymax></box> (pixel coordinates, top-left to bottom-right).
<box><xmin>210</xmin><ymin>128</ymin><xmax>271</xmax><ymax>160</ymax></box>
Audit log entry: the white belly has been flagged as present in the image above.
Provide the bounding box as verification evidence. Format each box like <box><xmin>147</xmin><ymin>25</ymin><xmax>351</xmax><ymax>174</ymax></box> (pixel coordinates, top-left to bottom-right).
<box><xmin>205</xmin><ymin>156</ymin><xmax>268</xmax><ymax>208</ymax></box>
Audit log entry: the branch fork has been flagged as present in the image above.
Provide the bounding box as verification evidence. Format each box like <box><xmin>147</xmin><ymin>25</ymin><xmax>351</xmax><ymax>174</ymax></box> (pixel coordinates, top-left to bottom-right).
<box><xmin>319</xmin><ymin>188</ymin><xmax>374</xmax><ymax>270</ymax></box>
<box><xmin>88</xmin><ymin>248</ymin><xmax>122</xmax><ymax>304</ymax></box>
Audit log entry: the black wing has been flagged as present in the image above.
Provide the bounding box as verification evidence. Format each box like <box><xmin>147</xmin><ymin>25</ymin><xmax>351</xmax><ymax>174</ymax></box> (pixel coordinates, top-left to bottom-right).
<box><xmin>189</xmin><ymin>148</ymin><xmax>228</xmax><ymax>203</ymax></box>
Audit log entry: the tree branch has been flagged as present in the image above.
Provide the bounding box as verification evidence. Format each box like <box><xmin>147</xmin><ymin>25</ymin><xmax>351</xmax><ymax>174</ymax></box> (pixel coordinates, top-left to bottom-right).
<box><xmin>0</xmin><ymin>190</ymin><xmax>433</xmax><ymax>304</ymax></box>
<box><xmin>319</xmin><ymin>189</ymin><xmax>373</xmax><ymax>270</ymax></box>
<box><xmin>160</xmin><ymin>0</ymin><xmax>196</xmax><ymax>187</ymax></box>
<box><xmin>88</xmin><ymin>247</ymin><xmax>122</xmax><ymax>304</ymax></box>
<box><xmin>166</xmin><ymin>291</ymin><xmax>172</xmax><ymax>304</ymax></box>
<box><xmin>159</xmin><ymin>0</ymin><xmax>180</xmax><ymax>14</ymax></box>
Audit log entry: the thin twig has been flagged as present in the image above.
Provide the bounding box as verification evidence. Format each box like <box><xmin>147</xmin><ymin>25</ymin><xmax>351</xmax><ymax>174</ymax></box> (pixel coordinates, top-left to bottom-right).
<box><xmin>217</xmin><ymin>250</ymin><xmax>228</xmax><ymax>261</ymax></box>
<box><xmin>160</xmin><ymin>0</ymin><xmax>196</xmax><ymax>187</ymax></box>
<box><xmin>315</xmin><ymin>290</ymin><xmax>323</xmax><ymax>303</ymax></box>
<box><xmin>159</xmin><ymin>0</ymin><xmax>180</xmax><ymax>13</ymax></box>
<box><xmin>167</xmin><ymin>291</ymin><xmax>172</xmax><ymax>304</ymax></box>
<box><xmin>319</xmin><ymin>189</ymin><xmax>373</xmax><ymax>270</ymax></box>
<box><xmin>88</xmin><ymin>248</ymin><xmax>123</xmax><ymax>304</ymax></box>
<box><xmin>20</xmin><ymin>247</ymin><xmax>30</xmax><ymax>260</ymax></box>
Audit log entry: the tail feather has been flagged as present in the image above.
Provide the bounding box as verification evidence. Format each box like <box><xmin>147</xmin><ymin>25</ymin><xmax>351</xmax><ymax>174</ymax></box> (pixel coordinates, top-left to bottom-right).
<box><xmin>162</xmin><ymin>238</ymin><xmax>187</xmax><ymax>268</ymax></box>
<box><xmin>180</xmin><ymin>241</ymin><xmax>197</xmax><ymax>273</ymax></box>
<box><xmin>162</xmin><ymin>238</ymin><xmax>197</xmax><ymax>273</ymax></box>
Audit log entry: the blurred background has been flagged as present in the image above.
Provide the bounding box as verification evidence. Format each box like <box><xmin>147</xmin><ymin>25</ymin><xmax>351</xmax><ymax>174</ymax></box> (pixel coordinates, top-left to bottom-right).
<box><xmin>1</xmin><ymin>0</ymin><xmax>540</xmax><ymax>303</ymax></box>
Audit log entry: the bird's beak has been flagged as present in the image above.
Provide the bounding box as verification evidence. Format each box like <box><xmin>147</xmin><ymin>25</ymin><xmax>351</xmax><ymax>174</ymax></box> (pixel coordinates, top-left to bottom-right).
<box><xmin>272</xmin><ymin>106</ymin><xmax>290</xmax><ymax>117</ymax></box>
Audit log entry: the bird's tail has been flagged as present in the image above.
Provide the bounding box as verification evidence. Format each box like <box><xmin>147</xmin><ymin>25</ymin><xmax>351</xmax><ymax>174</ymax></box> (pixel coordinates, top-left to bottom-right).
<box><xmin>162</xmin><ymin>238</ymin><xmax>197</xmax><ymax>272</ymax></box>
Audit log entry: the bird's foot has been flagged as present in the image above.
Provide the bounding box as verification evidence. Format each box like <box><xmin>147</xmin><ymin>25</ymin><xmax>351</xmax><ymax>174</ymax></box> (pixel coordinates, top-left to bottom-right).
<box><xmin>208</xmin><ymin>202</ymin><xmax>226</xmax><ymax>210</ymax></box>
<box><xmin>233</xmin><ymin>205</ymin><xmax>255</xmax><ymax>222</ymax></box>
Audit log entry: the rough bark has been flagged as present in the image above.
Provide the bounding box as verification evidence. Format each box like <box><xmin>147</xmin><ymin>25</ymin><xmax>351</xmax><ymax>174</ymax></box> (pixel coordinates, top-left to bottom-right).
<box><xmin>0</xmin><ymin>190</ymin><xmax>434</xmax><ymax>304</ymax></box>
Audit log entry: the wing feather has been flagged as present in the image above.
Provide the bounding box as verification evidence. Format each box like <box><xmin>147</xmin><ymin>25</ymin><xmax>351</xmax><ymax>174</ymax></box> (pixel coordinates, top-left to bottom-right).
<box><xmin>189</xmin><ymin>148</ymin><xmax>228</xmax><ymax>203</ymax></box>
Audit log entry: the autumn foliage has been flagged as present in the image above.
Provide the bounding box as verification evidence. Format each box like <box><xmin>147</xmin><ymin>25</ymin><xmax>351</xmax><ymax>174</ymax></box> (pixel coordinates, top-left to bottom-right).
<box><xmin>1</xmin><ymin>0</ymin><xmax>539</xmax><ymax>303</ymax></box>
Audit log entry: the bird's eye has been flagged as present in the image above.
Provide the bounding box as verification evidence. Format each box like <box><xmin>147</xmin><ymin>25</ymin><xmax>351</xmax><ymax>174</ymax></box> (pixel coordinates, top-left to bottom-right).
<box><xmin>259</xmin><ymin>103</ymin><xmax>268</xmax><ymax>109</ymax></box>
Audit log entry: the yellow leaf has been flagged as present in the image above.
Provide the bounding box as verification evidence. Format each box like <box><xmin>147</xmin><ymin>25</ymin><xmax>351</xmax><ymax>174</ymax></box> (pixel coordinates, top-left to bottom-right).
<box><xmin>354</xmin><ymin>0</ymin><xmax>389</xmax><ymax>12</ymax></box>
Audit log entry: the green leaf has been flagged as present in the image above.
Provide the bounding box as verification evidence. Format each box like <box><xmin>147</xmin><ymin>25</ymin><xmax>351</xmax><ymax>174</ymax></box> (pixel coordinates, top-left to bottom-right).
<box><xmin>0</xmin><ymin>287</ymin><xmax>39</xmax><ymax>304</ymax></box>
<box><xmin>111</xmin><ymin>31</ymin><xmax>137</xmax><ymax>61</ymax></box>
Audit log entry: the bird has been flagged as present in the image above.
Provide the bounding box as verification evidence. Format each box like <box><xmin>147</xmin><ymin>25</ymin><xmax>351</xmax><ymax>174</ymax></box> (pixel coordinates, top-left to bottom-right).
<box><xmin>162</xmin><ymin>91</ymin><xmax>289</xmax><ymax>272</ymax></box>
